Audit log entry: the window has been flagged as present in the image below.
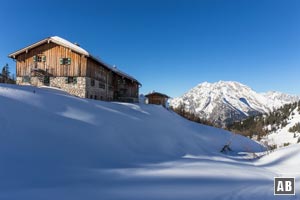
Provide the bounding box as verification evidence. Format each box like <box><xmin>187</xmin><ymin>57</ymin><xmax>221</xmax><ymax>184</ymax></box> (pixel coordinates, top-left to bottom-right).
<box><xmin>99</xmin><ymin>83</ymin><xmax>105</xmax><ymax>89</ymax></box>
<box><xmin>91</xmin><ymin>79</ymin><xmax>95</xmax><ymax>86</ymax></box>
<box><xmin>22</xmin><ymin>76</ymin><xmax>30</xmax><ymax>83</ymax></box>
<box><xmin>65</xmin><ymin>77</ymin><xmax>77</xmax><ymax>84</ymax></box>
<box><xmin>60</xmin><ymin>58</ymin><xmax>71</xmax><ymax>65</ymax></box>
<box><xmin>117</xmin><ymin>79</ymin><xmax>126</xmax><ymax>85</ymax></box>
<box><xmin>119</xmin><ymin>89</ymin><xmax>127</xmax><ymax>95</ymax></box>
<box><xmin>33</xmin><ymin>55</ymin><xmax>46</xmax><ymax>62</ymax></box>
<box><xmin>44</xmin><ymin>76</ymin><xmax>50</xmax><ymax>84</ymax></box>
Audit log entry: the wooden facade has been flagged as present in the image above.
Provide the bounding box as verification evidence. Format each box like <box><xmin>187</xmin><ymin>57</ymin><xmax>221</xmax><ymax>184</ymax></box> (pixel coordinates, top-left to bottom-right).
<box><xmin>9</xmin><ymin>36</ymin><xmax>141</xmax><ymax>102</ymax></box>
<box><xmin>145</xmin><ymin>92</ymin><xmax>169</xmax><ymax>107</ymax></box>
<box><xmin>15</xmin><ymin>42</ymin><xmax>87</xmax><ymax>77</ymax></box>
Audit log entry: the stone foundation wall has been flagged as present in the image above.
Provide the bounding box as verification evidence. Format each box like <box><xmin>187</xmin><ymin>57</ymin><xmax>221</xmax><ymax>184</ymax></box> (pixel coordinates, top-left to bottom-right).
<box><xmin>16</xmin><ymin>76</ymin><xmax>137</xmax><ymax>102</ymax></box>
<box><xmin>50</xmin><ymin>77</ymin><xmax>86</xmax><ymax>98</ymax></box>
<box><xmin>16</xmin><ymin>76</ymin><xmax>86</xmax><ymax>98</ymax></box>
<box><xmin>16</xmin><ymin>77</ymin><xmax>23</xmax><ymax>85</ymax></box>
<box><xmin>16</xmin><ymin>76</ymin><xmax>44</xmax><ymax>86</ymax></box>
<box><xmin>85</xmin><ymin>77</ymin><xmax>114</xmax><ymax>100</ymax></box>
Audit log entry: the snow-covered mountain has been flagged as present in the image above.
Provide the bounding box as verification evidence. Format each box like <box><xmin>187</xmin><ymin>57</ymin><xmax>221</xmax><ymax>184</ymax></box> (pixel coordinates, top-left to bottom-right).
<box><xmin>170</xmin><ymin>81</ymin><xmax>299</xmax><ymax>127</ymax></box>
<box><xmin>261</xmin><ymin>91</ymin><xmax>300</xmax><ymax>107</ymax></box>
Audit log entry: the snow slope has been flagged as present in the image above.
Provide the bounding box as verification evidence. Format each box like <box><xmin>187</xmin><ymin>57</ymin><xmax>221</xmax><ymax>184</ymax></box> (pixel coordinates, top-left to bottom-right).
<box><xmin>0</xmin><ymin>84</ymin><xmax>263</xmax><ymax>166</ymax></box>
<box><xmin>255</xmin><ymin>144</ymin><xmax>300</xmax><ymax>177</ymax></box>
<box><xmin>261</xmin><ymin>107</ymin><xmax>300</xmax><ymax>148</ymax></box>
<box><xmin>113</xmin><ymin>144</ymin><xmax>300</xmax><ymax>200</ymax></box>
<box><xmin>170</xmin><ymin>81</ymin><xmax>299</xmax><ymax>127</ymax></box>
<box><xmin>0</xmin><ymin>84</ymin><xmax>299</xmax><ymax>199</ymax></box>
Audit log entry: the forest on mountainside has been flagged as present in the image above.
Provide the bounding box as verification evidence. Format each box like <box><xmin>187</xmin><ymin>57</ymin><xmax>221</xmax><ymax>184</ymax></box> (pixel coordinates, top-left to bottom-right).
<box><xmin>227</xmin><ymin>101</ymin><xmax>300</xmax><ymax>139</ymax></box>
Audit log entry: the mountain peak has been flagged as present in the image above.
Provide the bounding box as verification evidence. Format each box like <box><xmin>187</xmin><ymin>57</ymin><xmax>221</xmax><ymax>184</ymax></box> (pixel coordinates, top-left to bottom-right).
<box><xmin>197</xmin><ymin>81</ymin><xmax>252</xmax><ymax>91</ymax></box>
<box><xmin>170</xmin><ymin>81</ymin><xmax>300</xmax><ymax>127</ymax></box>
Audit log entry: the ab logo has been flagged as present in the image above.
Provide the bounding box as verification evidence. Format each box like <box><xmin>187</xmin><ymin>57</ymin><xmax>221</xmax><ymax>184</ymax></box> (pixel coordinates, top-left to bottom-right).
<box><xmin>274</xmin><ymin>177</ymin><xmax>295</xmax><ymax>195</ymax></box>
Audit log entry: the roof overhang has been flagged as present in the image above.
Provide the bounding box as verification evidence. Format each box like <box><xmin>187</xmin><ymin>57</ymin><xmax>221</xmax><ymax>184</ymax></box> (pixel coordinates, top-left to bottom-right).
<box><xmin>8</xmin><ymin>36</ymin><xmax>89</xmax><ymax>59</ymax></box>
<box><xmin>90</xmin><ymin>55</ymin><xmax>142</xmax><ymax>86</ymax></box>
<box><xmin>9</xmin><ymin>38</ymin><xmax>50</xmax><ymax>59</ymax></box>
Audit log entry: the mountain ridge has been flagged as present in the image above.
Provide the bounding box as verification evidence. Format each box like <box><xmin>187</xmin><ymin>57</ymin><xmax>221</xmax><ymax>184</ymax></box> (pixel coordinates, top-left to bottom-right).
<box><xmin>170</xmin><ymin>81</ymin><xmax>299</xmax><ymax>127</ymax></box>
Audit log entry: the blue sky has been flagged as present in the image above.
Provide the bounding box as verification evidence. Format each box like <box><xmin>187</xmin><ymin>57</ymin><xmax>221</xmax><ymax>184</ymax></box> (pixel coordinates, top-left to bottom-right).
<box><xmin>0</xmin><ymin>0</ymin><xmax>299</xmax><ymax>97</ymax></box>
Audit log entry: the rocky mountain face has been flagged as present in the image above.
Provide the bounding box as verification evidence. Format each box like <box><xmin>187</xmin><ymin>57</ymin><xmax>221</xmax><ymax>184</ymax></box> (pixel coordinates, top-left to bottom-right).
<box><xmin>170</xmin><ymin>81</ymin><xmax>299</xmax><ymax>127</ymax></box>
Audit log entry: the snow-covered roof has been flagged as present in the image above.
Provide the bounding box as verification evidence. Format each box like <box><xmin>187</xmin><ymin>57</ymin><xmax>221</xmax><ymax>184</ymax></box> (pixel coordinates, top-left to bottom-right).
<box><xmin>8</xmin><ymin>36</ymin><xmax>140</xmax><ymax>85</ymax></box>
<box><xmin>89</xmin><ymin>55</ymin><xmax>141</xmax><ymax>85</ymax></box>
<box><xmin>9</xmin><ymin>36</ymin><xmax>89</xmax><ymax>57</ymax></box>
<box><xmin>50</xmin><ymin>36</ymin><xmax>90</xmax><ymax>56</ymax></box>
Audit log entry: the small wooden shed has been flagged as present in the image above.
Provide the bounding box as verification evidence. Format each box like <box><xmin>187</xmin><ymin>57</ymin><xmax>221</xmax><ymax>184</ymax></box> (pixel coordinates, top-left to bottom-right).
<box><xmin>145</xmin><ymin>92</ymin><xmax>169</xmax><ymax>107</ymax></box>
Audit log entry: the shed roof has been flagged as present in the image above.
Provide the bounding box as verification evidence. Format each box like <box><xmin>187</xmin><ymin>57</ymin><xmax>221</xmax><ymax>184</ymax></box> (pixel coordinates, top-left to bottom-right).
<box><xmin>145</xmin><ymin>92</ymin><xmax>169</xmax><ymax>98</ymax></box>
<box><xmin>8</xmin><ymin>36</ymin><xmax>141</xmax><ymax>85</ymax></box>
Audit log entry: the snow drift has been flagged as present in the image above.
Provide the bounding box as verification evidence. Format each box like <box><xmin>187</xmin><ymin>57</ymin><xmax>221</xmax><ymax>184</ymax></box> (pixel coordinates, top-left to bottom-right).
<box><xmin>0</xmin><ymin>84</ymin><xmax>263</xmax><ymax>168</ymax></box>
<box><xmin>1</xmin><ymin>84</ymin><xmax>299</xmax><ymax>200</ymax></box>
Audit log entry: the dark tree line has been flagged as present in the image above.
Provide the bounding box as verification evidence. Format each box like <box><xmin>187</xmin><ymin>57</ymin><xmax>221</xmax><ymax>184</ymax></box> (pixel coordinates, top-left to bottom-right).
<box><xmin>170</xmin><ymin>103</ymin><xmax>214</xmax><ymax>127</ymax></box>
<box><xmin>0</xmin><ymin>64</ymin><xmax>15</xmax><ymax>84</ymax></box>
<box><xmin>289</xmin><ymin>123</ymin><xmax>300</xmax><ymax>133</ymax></box>
<box><xmin>227</xmin><ymin>101</ymin><xmax>300</xmax><ymax>140</ymax></box>
<box><xmin>171</xmin><ymin>100</ymin><xmax>300</xmax><ymax>143</ymax></box>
